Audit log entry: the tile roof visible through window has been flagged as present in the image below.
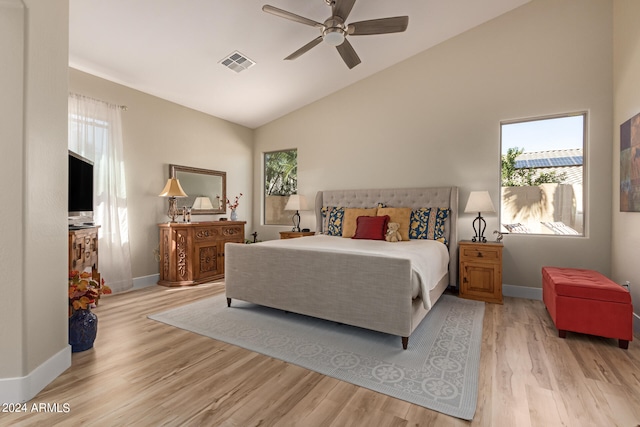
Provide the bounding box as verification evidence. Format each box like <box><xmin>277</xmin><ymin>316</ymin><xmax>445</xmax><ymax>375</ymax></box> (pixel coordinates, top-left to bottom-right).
<box><xmin>514</xmin><ymin>149</ymin><xmax>583</xmax><ymax>185</ymax></box>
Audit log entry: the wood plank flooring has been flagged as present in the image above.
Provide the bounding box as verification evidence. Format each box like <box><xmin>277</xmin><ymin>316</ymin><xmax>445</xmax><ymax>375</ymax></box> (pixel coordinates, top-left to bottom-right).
<box><xmin>2</xmin><ymin>283</ymin><xmax>639</xmax><ymax>426</ymax></box>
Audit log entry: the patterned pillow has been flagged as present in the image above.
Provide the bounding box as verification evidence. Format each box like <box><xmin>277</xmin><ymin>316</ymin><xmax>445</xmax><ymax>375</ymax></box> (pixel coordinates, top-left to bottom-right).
<box><xmin>409</xmin><ymin>207</ymin><xmax>450</xmax><ymax>244</ymax></box>
<box><xmin>322</xmin><ymin>206</ymin><xmax>345</xmax><ymax>236</ymax></box>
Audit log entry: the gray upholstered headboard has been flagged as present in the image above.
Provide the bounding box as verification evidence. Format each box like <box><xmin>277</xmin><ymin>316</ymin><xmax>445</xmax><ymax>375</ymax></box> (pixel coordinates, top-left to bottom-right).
<box><xmin>314</xmin><ymin>187</ymin><xmax>459</xmax><ymax>288</ymax></box>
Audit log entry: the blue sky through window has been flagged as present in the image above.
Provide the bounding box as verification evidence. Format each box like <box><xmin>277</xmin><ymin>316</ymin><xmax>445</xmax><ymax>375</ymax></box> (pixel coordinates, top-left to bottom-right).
<box><xmin>502</xmin><ymin>115</ymin><xmax>584</xmax><ymax>154</ymax></box>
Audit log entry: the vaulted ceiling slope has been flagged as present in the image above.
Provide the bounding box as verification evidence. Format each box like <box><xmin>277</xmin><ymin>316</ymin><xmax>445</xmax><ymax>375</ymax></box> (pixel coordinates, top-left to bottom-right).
<box><xmin>69</xmin><ymin>0</ymin><xmax>530</xmax><ymax>129</ymax></box>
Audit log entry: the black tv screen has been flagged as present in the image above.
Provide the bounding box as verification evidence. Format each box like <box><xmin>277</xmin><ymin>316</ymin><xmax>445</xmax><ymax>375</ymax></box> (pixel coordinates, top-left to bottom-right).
<box><xmin>68</xmin><ymin>151</ymin><xmax>94</xmax><ymax>215</ymax></box>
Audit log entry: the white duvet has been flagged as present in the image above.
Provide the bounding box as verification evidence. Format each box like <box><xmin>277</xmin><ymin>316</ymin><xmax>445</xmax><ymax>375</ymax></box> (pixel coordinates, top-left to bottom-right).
<box><xmin>258</xmin><ymin>235</ymin><xmax>450</xmax><ymax>309</ymax></box>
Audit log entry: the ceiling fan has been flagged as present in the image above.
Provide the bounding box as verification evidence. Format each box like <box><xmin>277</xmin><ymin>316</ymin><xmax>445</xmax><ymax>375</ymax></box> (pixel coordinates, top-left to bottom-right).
<box><xmin>262</xmin><ymin>0</ymin><xmax>409</xmax><ymax>69</ymax></box>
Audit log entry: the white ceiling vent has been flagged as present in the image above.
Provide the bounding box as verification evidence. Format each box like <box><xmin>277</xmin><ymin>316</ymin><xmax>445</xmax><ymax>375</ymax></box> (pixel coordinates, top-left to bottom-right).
<box><xmin>220</xmin><ymin>51</ymin><xmax>255</xmax><ymax>73</ymax></box>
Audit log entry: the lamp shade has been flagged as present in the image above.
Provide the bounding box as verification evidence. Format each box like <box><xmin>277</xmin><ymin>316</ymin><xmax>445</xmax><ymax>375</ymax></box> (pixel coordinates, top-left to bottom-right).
<box><xmin>192</xmin><ymin>196</ymin><xmax>214</xmax><ymax>210</ymax></box>
<box><xmin>284</xmin><ymin>194</ymin><xmax>308</xmax><ymax>211</ymax></box>
<box><xmin>158</xmin><ymin>178</ymin><xmax>187</xmax><ymax>198</ymax></box>
<box><xmin>464</xmin><ymin>191</ymin><xmax>495</xmax><ymax>213</ymax></box>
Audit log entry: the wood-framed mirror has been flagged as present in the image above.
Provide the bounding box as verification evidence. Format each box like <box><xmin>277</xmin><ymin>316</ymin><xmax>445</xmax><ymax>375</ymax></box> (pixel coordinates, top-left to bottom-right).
<box><xmin>169</xmin><ymin>164</ymin><xmax>226</xmax><ymax>215</ymax></box>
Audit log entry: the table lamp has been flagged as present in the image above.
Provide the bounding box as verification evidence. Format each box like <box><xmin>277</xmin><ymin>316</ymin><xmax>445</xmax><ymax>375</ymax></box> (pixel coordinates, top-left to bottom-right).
<box><xmin>464</xmin><ymin>191</ymin><xmax>495</xmax><ymax>243</ymax></box>
<box><xmin>159</xmin><ymin>178</ymin><xmax>188</xmax><ymax>222</ymax></box>
<box><xmin>284</xmin><ymin>194</ymin><xmax>308</xmax><ymax>232</ymax></box>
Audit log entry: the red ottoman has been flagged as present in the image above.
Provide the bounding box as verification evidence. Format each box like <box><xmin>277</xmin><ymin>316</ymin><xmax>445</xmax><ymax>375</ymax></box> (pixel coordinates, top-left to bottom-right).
<box><xmin>542</xmin><ymin>267</ymin><xmax>633</xmax><ymax>349</ymax></box>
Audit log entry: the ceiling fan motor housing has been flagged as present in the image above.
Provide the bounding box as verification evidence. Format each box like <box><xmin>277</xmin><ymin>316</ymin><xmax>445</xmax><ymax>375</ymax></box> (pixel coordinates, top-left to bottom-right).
<box><xmin>322</xmin><ymin>17</ymin><xmax>346</xmax><ymax>46</ymax></box>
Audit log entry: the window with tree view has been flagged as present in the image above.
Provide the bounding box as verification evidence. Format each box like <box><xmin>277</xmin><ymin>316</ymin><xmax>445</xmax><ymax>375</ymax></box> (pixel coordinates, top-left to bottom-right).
<box><xmin>264</xmin><ymin>149</ymin><xmax>298</xmax><ymax>225</ymax></box>
<box><xmin>500</xmin><ymin>113</ymin><xmax>585</xmax><ymax>236</ymax></box>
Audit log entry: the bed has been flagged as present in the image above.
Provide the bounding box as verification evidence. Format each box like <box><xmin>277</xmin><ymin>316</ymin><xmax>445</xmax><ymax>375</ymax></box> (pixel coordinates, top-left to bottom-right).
<box><xmin>224</xmin><ymin>187</ymin><xmax>458</xmax><ymax>349</ymax></box>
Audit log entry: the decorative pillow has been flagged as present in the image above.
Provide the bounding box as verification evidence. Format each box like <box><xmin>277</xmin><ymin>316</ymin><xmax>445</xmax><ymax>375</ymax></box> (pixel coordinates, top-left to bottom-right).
<box><xmin>323</xmin><ymin>206</ymin><xmax>345</xmax><ymax>236</ymax></box>
<box><xmin>376</xmin><ymin>207</ymin><xmax>412</xmax><ymax>241</ymax></box>
<box><xmin>342</xmin><ymin>208</ymin><xmax>378</xmax><ymax>238</ymax></box>
<box><xmin>352</xmin><ymin>215</ymin><xmax>389</xmax><ymax>240</ymax></box>
<box><xmin>409</xmin><ymin>207</ymin><xmax>450</xmax><ymax>244</ymax></box>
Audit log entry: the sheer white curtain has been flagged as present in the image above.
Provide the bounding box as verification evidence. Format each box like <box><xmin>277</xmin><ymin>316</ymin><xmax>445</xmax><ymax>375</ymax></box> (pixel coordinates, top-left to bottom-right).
<box><xmin>68</xmin><ymin>94</ymin><xmax>133</xmax><ymax>293</ymax></box>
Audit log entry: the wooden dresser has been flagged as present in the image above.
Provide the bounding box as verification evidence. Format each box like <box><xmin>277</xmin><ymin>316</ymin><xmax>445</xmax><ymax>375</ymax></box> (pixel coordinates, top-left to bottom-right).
<box><xmin>158</xmin><ymin>221</ymin><xmax>245</xmax><ymax>287</ymax></box>
<box><xmin>69</xmin><ymin>226</ymin><xmax>99</xmax><ymax>272</ymax></box>
<box><xmin>459</xmin><ymin>240</ymin><xmax>503</xmax><ymax>304</ymax></box>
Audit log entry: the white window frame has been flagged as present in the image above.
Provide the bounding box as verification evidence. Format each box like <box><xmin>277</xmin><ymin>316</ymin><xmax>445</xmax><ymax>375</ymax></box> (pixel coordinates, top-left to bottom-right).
<box><xmin>500</xmin><ymin>112</ymin><xmax>587</xmax><ymax>237</ymax></box>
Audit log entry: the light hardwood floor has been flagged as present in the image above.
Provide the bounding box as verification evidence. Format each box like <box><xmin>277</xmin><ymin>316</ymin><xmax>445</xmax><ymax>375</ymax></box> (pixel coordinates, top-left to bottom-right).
<box><xmin>3</xmin><ymin>283</ymin><xmax>639</xmax><ymax>426</ymax></box>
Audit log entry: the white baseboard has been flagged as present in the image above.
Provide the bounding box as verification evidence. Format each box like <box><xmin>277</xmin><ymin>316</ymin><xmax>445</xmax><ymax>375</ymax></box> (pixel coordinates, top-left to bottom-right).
<box><xmin>132</xmin><ymin>273</ymin><xmax>159</xmax><ymax>290</ymax></box>
<box><xmin>502</xmin><ymin>284</ymin><xmax>543</xmax><ymax>300</ymax></box>
<box><xmin>0</xmin><ymin>345</ymin><xmax>71</xmax><ymax>403</ymax></box>
<box><xmin>634</xmin><ymin>313</ymin><xmax>640</xmax><ymax>334</ymax></box>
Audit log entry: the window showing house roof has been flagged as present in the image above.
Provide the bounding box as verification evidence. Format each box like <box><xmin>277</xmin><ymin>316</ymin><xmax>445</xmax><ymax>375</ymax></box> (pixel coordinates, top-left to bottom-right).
<box><xmin>514</xmin><ymin>148</ymin><xmax>583</xmax><ymax>185</ymax></box>
<box><xmin>514</xmin><ymin>148</ymin><xmax>583</xmax><ymax>168</ymax></box>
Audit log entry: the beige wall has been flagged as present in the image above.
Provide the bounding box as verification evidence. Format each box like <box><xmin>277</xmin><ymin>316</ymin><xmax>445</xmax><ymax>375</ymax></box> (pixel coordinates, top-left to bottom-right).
<box><xmin>0</xmin><ymin>0</ymin><xmax>69</xmax><ymax>387</ymax></box>
<box><xmin>254</xmin><ymin>0</ymin><xmax>613</xmax><ymax>290</ymax></box>
<box><xmin>612</xmin><ymin>0</ymin><xmax>640</xmax><ymax>320</ymax></box>
<box><xmin>69</xmin><ymin>69</ymin><xmax>254</xmax><ymax>279</ymax></box>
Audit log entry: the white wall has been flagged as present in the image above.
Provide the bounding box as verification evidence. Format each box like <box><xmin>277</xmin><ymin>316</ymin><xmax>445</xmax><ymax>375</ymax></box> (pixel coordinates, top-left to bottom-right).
<box><xmin>0</xmin><ymin>0</ymin><xmax>70</xmax><ymax>401</ymax></box>
<box><xmin>254</xmin><ymin>0</ymin><xmax>613</xmax><ymax>290</ymax></box>
<box><xmin>69</xmin><ymin>69</ymin><xmax>254</xmax><ymax>280</ymax></box>
<box><xmin>612</xmin><ymin>0</ymin><xmax>640</xmax><ymax>327</ymax></box>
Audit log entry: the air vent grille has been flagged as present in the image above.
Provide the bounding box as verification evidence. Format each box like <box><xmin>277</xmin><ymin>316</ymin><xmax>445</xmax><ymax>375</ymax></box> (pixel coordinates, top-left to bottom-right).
<box><xmin>220</xmin><ymin>51</ymin><xmax>255</xmax><ymax>73</ymax></box>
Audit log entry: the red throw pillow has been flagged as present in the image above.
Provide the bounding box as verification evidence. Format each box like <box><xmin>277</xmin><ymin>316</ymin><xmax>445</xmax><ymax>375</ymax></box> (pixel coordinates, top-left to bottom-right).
<box><xmin>352</xmin><ymin>215</ymin><xmax>390</xmax><ymax>240</ymax></box>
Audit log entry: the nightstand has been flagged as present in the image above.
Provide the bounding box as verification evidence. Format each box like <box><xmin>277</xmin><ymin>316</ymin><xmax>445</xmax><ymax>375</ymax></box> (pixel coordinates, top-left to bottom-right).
<box><xmin>458</xmin><ymin>240</ymin><xmax>503</xmax><ymax>304</ymax></box>
<box><xmin>279</xmin><ymin>231</ymin><xmax>315</xmax><ymax>239</ymax></box>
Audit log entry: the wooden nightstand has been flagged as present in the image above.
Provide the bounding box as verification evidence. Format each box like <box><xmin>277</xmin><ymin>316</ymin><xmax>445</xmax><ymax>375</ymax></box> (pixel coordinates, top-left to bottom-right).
<box><xmin>459</xmin><ymin>240</ymin><xmax>503</xmax><ymax>304</ymax></box>
<box><xmin>279</xmin><ymin>231</ymin><xmax>315</xmax><ymax>239</ymax></box>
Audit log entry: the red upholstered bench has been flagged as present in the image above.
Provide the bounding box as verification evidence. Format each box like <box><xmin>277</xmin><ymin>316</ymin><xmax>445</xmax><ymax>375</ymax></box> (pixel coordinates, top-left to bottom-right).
<box><xmin>542</xmin><ymin>267</ymin><xmax>633</xmax><ymax>349</ymax></box>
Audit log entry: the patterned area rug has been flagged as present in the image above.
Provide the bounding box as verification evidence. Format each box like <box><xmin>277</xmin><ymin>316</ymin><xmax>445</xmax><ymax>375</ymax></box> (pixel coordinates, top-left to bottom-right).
<box><xmin>148</xmin><ymin>293</ymin><xmax>485</xmax><ymax>420</ymax></box>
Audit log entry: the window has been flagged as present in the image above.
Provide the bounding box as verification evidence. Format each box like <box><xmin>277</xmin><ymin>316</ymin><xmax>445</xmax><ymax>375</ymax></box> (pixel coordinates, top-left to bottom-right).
<box><xmin>264</xmin><ymin>149</ymin><xmax>297</xmax><ymax>225</ymax></box>
<box><xmin>500</xmin><ymin>113</ymin><xmax>586</xmax><ymax>235</ymax></box>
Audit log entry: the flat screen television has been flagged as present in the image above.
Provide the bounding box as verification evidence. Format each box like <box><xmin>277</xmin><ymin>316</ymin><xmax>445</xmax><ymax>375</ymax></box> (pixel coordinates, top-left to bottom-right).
<box><xmin>68</xmin><ymin>150</ymin><xmax>94</xmax><ymax>225</ymax></box>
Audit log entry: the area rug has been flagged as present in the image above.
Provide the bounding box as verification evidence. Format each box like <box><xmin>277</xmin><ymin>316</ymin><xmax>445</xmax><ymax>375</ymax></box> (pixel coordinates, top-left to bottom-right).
<box><xmin>148</xmin><ymin>294</ymin><xmax>485</xmax><ymax>420</ymax></box>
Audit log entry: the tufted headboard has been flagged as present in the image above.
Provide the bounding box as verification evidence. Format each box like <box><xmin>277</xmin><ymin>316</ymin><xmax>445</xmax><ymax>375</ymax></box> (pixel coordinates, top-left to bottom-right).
<box><xmin>314</xmin><ymin>187</ymin><xmax>459</xmax><ymax>288</ymax></box>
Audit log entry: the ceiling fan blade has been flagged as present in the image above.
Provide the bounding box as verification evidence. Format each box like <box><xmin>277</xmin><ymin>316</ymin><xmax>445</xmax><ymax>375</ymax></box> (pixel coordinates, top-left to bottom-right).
<box><xmin>336</xmin><ymin>39</ymin><xmax>361</xmax><ymax>69</ymax></box>
<box><xmin>285</xmin><ymin>36</ymin><xmax>323</xmax><ymax>60</ymax></box>
<box><xmin>347</xmin><ymin>16</ymin><xmax>409</xmax><ymax>36</ymax></box>
<box><xmin>332</xmin><ymin>0</ymin><xmax>356</xmax><ymax>21</ymax></box>
<box><xmin>262</xmin><ymin>5</ymin><xmax>324</xmax><ymax>28</ymax></box>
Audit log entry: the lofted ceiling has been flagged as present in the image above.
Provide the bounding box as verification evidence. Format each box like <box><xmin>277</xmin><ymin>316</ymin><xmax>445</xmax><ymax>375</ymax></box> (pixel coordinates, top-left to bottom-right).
<box><xmin>69</xmin><ymin>0</ymin><xmax>530</xmax><ymax>129</ymax></box>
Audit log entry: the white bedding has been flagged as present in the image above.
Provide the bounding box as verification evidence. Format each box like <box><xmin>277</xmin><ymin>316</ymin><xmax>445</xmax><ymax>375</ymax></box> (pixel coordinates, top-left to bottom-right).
<box><xmin>258</xmin><ymin>235</ymin><xmax>449</xmax><ymax>309</ymax></box>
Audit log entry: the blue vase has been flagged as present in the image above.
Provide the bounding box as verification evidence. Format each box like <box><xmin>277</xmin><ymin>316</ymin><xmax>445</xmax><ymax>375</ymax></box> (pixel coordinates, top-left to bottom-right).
<box><xmin>230</xmin><ymin>209</ymin><xmax>238</xmax><ymax>221</ymax></box>
<box><xmin>69</xmin><ymin>308</ymin><xmax>98</xmax><ymax>352</ymax></box>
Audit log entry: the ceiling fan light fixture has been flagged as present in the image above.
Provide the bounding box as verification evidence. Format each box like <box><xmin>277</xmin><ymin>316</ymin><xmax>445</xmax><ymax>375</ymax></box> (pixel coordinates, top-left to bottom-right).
<box><xmin>323</xmin><ymin>27</ymin><xmax>345</xmax><ymax>46</ymax></box>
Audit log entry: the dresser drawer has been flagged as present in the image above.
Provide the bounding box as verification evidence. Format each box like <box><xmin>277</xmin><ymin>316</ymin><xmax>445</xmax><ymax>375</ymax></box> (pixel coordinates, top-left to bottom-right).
<box><xmin>221</xmin><ymin>225</ymin><xmax>244</xmax><ymax>238</ymax></box>
<box><xmin>193</xmin><ymin>226</ymin><xmax>220</xmax><ymax>241</ymax></box>
<box><xmin>460</xmin><ymin>245</ymin><xmax>501</xmax><ymax>262</ymax></box>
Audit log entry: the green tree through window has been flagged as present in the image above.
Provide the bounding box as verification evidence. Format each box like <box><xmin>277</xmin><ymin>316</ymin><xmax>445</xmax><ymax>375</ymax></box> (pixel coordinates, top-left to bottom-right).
<box><xmin>264</xmin><ymin>149</ymin><xmax>297</xmax><ymax>225</ymax></box>
<box><xmin>501</xmin><ymin>147</ymin><xmax>567</xmax><ymax>187</ymax></box>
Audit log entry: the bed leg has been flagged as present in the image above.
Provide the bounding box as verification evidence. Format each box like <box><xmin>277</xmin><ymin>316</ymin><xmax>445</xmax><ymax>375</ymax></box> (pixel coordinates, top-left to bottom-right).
<box><xmin>401</xmin><ymin>336</ymin><xmax>408</xmax><ymax>350</ymax></box>
<box><xmin>226</xmin><ymin>298</ymin><xmax>231</xmax><ymax>307</ymax></box>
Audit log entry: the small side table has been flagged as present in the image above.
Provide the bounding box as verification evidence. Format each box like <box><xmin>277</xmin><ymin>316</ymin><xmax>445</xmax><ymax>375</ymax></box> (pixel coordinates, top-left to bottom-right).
<box><xmin>459</xmin><ymin>240</ymin><xmax>503</xmax><ymax>304</ymax></box>
<box><xmin>279</xmin><ymin>231</ymin><xmax>315</xmax><ymax>239</ymax></box>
